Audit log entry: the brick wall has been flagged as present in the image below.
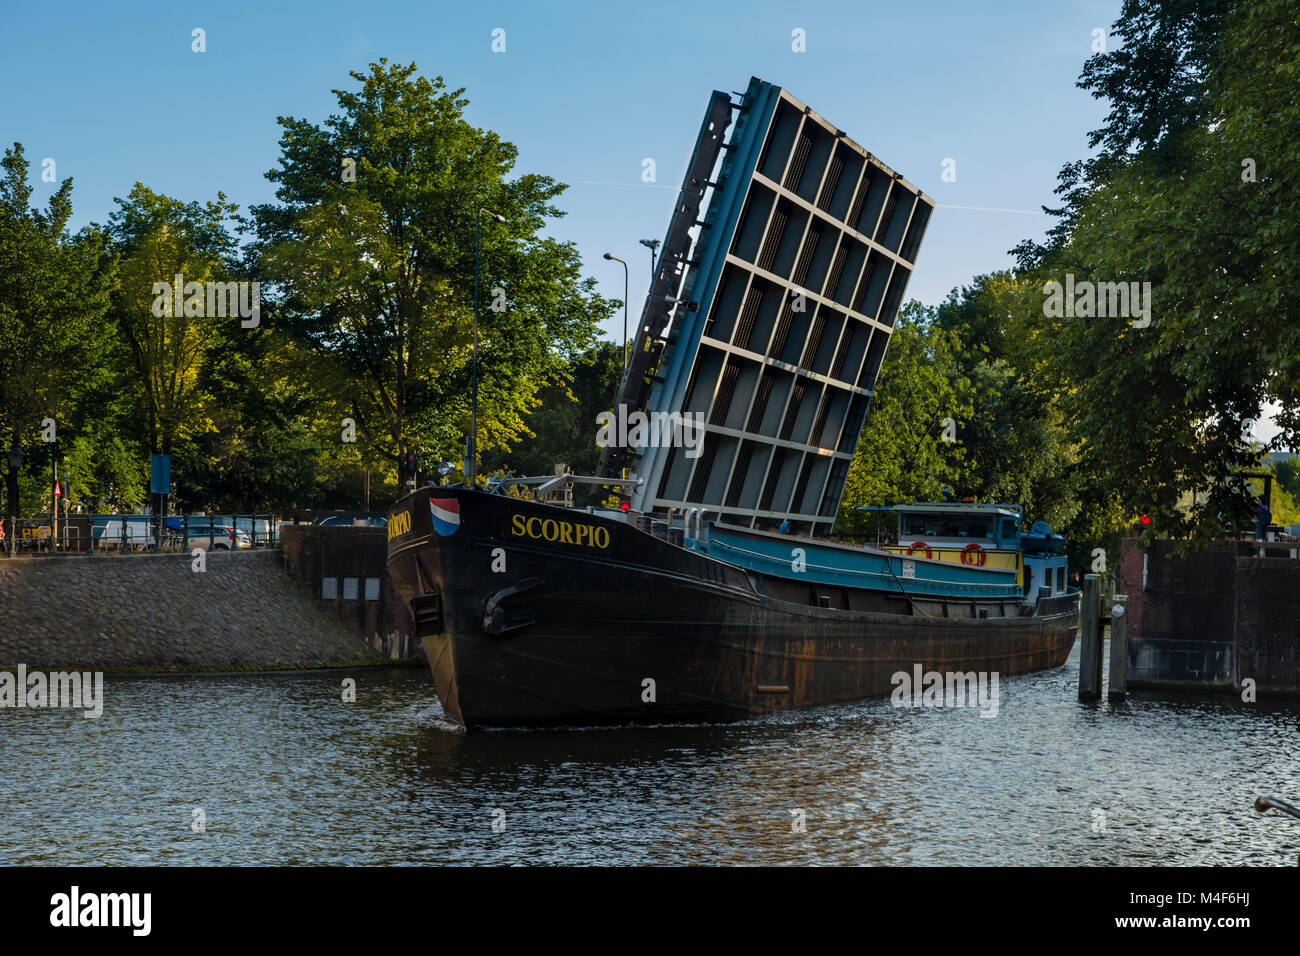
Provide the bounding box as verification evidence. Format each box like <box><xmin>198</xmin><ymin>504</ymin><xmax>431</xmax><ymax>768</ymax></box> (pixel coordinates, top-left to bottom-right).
<box><xmin>279</xmin><ymin>525</ymin><xmax>417</xmax><ymax>659</ymax></box>
<box><xmin>1118</xmin><ymin>537</ymin><xmax>1145</xmax><ymax>636</ymax></box>
<box><xmin>1118</xmin><ymin>538</ymin><xmax>1237</xmax><ymax>641</ymax></box>
<box><xmin>1116</xmin><ymin>537</ymin><xmax>1300</xmax><ymax>692</ymax></box>
<box><xmin>1236</xmin><ymin>558</ymin><xmax>1300</xmax><ymax>692</ymax></box>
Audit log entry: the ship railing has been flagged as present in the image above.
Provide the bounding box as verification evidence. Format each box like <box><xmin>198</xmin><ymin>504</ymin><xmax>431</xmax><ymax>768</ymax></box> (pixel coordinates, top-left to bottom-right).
<box><xmin>485</xmin><ymin>471</ymin><xmax>642</xmax><ymax>505</ymax></box>
<box><xmin>705</xmin><ymin>536</ymin><xmax>1020</xmax><ymax>595</ymax></box>
<box><xmin>881</xmin><ymin>543</ymin><xmax>1020</xmax><ymax>565</ymax></box>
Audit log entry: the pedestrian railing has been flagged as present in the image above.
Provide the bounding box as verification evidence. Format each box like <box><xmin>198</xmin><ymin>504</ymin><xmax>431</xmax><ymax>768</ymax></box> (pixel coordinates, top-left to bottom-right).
<box><xmin>0</xmin><ymin>514</ymin><xmax>280</xmax><ymax>557</ymax></box>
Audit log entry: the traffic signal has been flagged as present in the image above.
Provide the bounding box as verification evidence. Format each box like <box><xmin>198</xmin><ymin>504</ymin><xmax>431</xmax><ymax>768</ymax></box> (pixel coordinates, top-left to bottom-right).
<box><xmin>402</xmin><ymin>450</ymin><xmax>419</xmax><ymax>478</ymax></box>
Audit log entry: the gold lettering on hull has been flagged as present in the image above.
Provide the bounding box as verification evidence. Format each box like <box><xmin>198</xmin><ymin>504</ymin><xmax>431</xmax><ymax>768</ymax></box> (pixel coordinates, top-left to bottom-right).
<box><xmin>387</xmin><ymin>511</ymin><xmax>412</xmax><ymax>541</ymax></box>
<box><xmin>510</xmin><ymin>513</ymin><xmax>610</xmax><ymax>550</ymax></box>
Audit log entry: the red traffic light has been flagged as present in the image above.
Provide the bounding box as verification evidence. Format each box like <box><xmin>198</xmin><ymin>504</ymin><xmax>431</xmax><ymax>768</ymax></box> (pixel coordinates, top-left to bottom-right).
<box><xmin>1139</xmin><ymin>514</ymin><xmax>1151</xmax><ymax>525</ymax></box>
<box><xmin>619</xmin><ymin>502</ymin><xmax>630</xmax><ymax>511</ymax></box>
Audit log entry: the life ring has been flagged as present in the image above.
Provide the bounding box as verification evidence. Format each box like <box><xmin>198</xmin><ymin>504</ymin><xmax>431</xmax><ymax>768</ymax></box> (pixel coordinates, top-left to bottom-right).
<box><xmin>907</xmin><ymin>541</ymin><xmax>932</xmax><ymax>559</ymax></box>
<box><xmin>962</xmin><ymin>542</ymin><xmax>986</xmax><ymax>565</ymax></box>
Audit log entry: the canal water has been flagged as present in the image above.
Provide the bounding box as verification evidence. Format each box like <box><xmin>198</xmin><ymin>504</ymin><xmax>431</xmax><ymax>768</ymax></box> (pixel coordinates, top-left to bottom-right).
<box><xmin>4</xmin><ymin>642</ymin><xmax>1297</xmax><ymax>865</ymax></box>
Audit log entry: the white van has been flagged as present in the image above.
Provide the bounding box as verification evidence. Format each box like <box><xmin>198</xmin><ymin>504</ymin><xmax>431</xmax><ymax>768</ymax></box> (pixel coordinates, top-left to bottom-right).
<box><xmin>93</xmin><ymin>519</ymin><xmax>156</xmax><ymax>551</ymax></box>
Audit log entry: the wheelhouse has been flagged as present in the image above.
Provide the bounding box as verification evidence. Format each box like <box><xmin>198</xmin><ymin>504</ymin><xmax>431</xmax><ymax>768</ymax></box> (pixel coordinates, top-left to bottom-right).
<box><xmin>870</xmin><ymin>503</ymin><xmax>1024</xmax><ymax>583</ymax></box>
<box><xmin>862</xmin><ymin>502</ymin><xmax>1072</xmax><ymax>602</ymax></box>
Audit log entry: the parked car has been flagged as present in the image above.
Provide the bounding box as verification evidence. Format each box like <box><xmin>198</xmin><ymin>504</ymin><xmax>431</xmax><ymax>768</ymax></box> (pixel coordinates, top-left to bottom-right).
<box><xmin>166</xmin><ymin>519</ymin><xmax>251</xmax><ymax>550</ymax></box>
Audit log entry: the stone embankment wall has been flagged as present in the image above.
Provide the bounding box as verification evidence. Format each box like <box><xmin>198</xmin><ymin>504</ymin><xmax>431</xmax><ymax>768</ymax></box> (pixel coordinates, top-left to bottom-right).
<box><xmin>0</xmin><ymin>550</ymin><xmax>384</xmax><ymax>672</ymax></box>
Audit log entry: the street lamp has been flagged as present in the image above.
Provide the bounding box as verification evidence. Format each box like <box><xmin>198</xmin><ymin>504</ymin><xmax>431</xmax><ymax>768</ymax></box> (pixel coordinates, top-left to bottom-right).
<box><xmin>5</xmin><ymin>446</ymin><xmax>22</xmax><ymax>556</ymax></box>
<box><xmin>472</xmin><ymin>207</ymin><xmax>506</xmax><ymax>485</ymax></box>
<box><xmin>639</xmin><ymin>238</ymin><xmax>660</xmax><ymax>281</ymax></box>
<box><xmin>603</xmin><ymin>252</ymin><xmax>629</xmax><ymax>368</ymax></box>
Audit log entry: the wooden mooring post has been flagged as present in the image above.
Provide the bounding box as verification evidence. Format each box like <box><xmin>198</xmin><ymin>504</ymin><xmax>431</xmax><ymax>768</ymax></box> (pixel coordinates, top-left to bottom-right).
<box><xmin>1078</xmin><ymin>574</ymin><xmax>1103</xmax><ymax>700</ymax></box>
<box><xmin>1107</xmin><ymin>593</ymin><xmax>1129</xmax><ymax>700</ymax></box>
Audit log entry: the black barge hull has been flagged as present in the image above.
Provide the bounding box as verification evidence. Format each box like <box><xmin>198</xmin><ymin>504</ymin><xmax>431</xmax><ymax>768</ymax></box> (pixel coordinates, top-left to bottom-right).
<box><xmin>386</xmin><ymin>489</ymin><xmax>1079</xmax><ymax>729</ymax></box>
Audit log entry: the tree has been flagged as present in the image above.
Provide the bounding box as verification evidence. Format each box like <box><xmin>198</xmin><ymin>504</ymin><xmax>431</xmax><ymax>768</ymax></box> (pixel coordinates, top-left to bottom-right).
<box><xmin>482</xmin><ymin>339</ymin><xmax>624</xmax><ymax>478</ymax></box>
<box><xmin>0</xmin><ymin>143</ymin><xmax>116</xmax><ymax>529</ymax></box>
<box><xmin>1011</xmin><ymin>0</ymin><xmax>1300</xmax><ymax>544</ymax></box>
<box><xmin>105</xmin><ymin>183</ymin><xmax>242</xmax><ymax>456</ymax></box>
<box><xmin>1273</xmin><ymin>456</ymin><xmax>1300</xmax><ymax>501</ymax></box>
<box><xmin>252</xmin><ymin>60</ymin><xmax>615</xmax><ymax>479</ymax></box>
<box><xmin>934</xmin><ymin>273</ymin><xmax>1083</xmax><ymax>533</ymax></box>
<box><xmin>1012</xmin><ymin>0</ymin><xmax>1232</xmax><ymax>271</ymax></box>
<box><xmin>836</xmin><ymin>303</ymin><xmax>973</xmax><ymax>535</ymax></box>
<box><xmin>63</xmin><ymin>429</ymin><xmax>147</xmax><ymax>512</ymax></box>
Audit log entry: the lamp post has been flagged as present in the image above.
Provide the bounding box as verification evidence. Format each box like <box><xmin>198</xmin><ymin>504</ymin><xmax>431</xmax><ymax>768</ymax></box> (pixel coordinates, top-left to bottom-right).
<box><xmin>639</xmin><ymin>238</ymin><xmax>660</xmax><ymax>281</ymax></box>
<box><xmin>603</xmin><ymin>252</ymin><xmax>629</xmax><ymax>369</ymax></box>
<box><xmin>472</xmin><ymin>207</ymin><xmax>506</xmax><ymax>485</ymax></box>
<box><xmin>6</xmin><ymin>445</ymin><xmax>23</xmax><ymax>557</ymax></box>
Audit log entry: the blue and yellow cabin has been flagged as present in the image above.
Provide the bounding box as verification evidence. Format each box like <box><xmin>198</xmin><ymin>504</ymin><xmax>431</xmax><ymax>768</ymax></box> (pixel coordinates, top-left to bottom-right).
<box><xmin>871</xmin><ymin>502</ymin><xmax>1070</xmax><ymax>600</ymax></box>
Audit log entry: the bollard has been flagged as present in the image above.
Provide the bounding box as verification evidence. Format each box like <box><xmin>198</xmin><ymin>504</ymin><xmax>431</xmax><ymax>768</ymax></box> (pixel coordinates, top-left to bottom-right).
<box><xmin>1078</xmin><ymin>574</ymin><xmax>1101</xmax><ymax>701</ymax></box>
<box><xmin>1108</xmin><ymin>593</ymin><xmax>1129</xmax><ymax>700</ymax></box>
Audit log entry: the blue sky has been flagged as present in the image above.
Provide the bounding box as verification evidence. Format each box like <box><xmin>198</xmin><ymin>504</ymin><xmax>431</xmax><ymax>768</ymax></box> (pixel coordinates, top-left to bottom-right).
<box><xmin>1</xmin><ymin>0</ymin><xmax>1119</xmax><ymax>345</ymax></box>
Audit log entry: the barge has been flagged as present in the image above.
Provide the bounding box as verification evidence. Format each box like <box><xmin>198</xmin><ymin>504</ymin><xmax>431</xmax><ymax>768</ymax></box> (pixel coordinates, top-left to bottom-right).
<box><xmin>386</xmin><ymin>76</ymin><xmax>1079</xmax><ymax>728</ymax></box>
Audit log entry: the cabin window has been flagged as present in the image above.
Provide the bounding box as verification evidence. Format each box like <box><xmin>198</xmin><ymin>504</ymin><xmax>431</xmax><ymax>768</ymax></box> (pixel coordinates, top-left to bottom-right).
<box><xmin>1001</xmin><ymin>519</ymin><xmax>1018</xmax><ymax>540</ymax></box>
<box><xmin>1056</xmin><ymin>566</ymin><xmax>1065</xmax><ymax>593</ymax></box>
<box><xmin>904</xmin><ymin>517</ymin><xmax>938</xmax><ymax>536</ymax></box>
<box><xmin>902</xmin><ymin>516</ymin><xmax>991</xmax><ymax>538</ymax></box>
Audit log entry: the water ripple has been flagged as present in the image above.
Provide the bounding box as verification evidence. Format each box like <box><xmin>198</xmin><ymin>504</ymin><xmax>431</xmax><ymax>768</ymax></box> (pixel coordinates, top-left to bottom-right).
<box><xmin>1</xmin><ymin>643</ymin><xmax>1297</xmax><ymax>865</ymax></box>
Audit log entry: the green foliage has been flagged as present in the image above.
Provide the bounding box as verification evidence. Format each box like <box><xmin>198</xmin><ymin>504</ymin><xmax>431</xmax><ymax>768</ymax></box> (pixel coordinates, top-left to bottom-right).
<box><xmin>482</xmin><ymin>340</ymin><xmax>624</xmax><ymax>478</ymax></box>
<box><xmin>105</xmin><ymin>183</ymin><xmax>242</xmax><ymax>455</ymax></box>
<box><xmin>0</xmin><ymin>142</ymin><xmax>117</xmax><ymax>518</ymax></box>
<box><xmin>1</xmin><ymin>55</ymin><xmax>625</xmax><ymax>521</ymax></box>
<box><xmin>63</xmin><ymin>428</ymin><xmax>148</xmax><ymax>512</ymax></box>
<box><xmin>1013</xmin><ymin>0</ymin><xmax>1232</xmax><ymax>269</ymax></box>
<box><xmin>252</xmin><ymin>60</ymin><xmax>616</xmax><ymax>474</ymax></box>
<box><xmin>837</xmin><ymin>274</ymin><xmax>1127</xmax><ymax>565</ymax></box>
<box><xmin>1012</xmin><ymin>0</ymin><xmax>1298</xmax><ymax>546</ymax></box>
<box><xmin>1273</xmin><ymin>456</ymin><xmax>1300</xmax><ymax>500</ymax></box>
<box><xmin>934</xmin><ymin>273</ymin><xmax>1082</xmax><ymax>531</ymax></box>
<box><xmin>836</xmin><ymin>303</ymin><xmax>973</xmax><ymax>535</ymax></box>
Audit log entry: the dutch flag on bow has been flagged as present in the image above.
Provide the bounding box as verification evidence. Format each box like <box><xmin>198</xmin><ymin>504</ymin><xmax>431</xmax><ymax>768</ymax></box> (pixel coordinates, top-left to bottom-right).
<box><xmin>429</xmin><ymin>496</ymin><xmax>461</xmax><ymax>536</ymax></box>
